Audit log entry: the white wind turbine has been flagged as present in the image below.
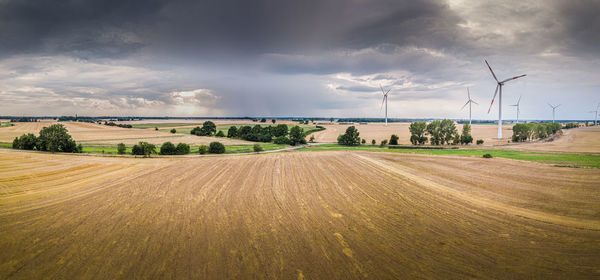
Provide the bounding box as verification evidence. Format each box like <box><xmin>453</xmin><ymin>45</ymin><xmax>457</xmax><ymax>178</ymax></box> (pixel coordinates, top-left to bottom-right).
<box><xmin>380</xmin><ymin>85</ymin><xmax>391</xmax><ymax>126</ymax></box>
<box><xmin>589</xmin><ymin>103</ymin><xmax>599</xmax><ymax>126</ymax></box>
<box><xmin>485</xmin><ymin>60</ymin><xmax>526</xmax><ymax>138</ymax></box>
<box><xmin>461</xmin><ymin>88</ymin><xmax>478</xmax><ymax>125</ymax></box>
<box><xmin>548</xmin><ymin>103</ymin><xmax>561</xmax><ymax>123</ymax></box>
<box><xmin>509</xmin><ymin>95</ymin><xmax>522</xmax><ymax>123</ymax></box>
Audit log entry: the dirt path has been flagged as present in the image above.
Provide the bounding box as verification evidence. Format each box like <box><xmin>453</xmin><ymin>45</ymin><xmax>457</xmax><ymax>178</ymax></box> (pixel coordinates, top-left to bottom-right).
<box><xmin>0</xmin><ymin>150</ymin><xmax>599</xmax><ymax>279</ymax></box>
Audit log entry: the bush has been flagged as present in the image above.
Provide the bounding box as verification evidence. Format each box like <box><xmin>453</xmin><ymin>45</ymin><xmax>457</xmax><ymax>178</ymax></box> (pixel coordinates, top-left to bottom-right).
<box><xmin>389</xmin><ymin>134</ymin><xmax>399</xmax><ymax>145</ymax></box>
<box><xmin>271</xmin><ymin>119</ymin><xmax>276</xmax><ymax>124</ymax></box>
<box><xmin>361</xmin><ymin>139</ymin><xmax>366</xmax><ymax>144</ymax></box>
<box><xmin>192</xmin><ymin>121</ymin><xmax>217</xmax><ymax>136</ymax></box>
<box><xmin>253</xmin><ymin>144</ymin><xmax>263</xmax><ymax>152</ymax></box>
<box><xmin>176</xmin><ymin>143</ymin><xmax>190</xmax><ymax>155</ymax></box>
<box><xmin>274</xmin><ymin>136</ymin><xmax>290</xmax><ymax>144</ymax></box>
<box><xmin>198</xmin><ymin>145</ymin><xmax>208</xmax><ymax>154</ymax></box>
<box><xmin>289</xmin><ymin>126</ymin><xmax>307</xmax><ymax>146</ymax></box>
<box><xmin>460</xmin><ymin>124</ymin><xmax>473</xmax><ymax>145</ymax></box>
<box><xmin>564</xmin><ymin>122</ymin><xmax>579</xmax><ymax>129</ymax></box>
<box><xmin>380</xmin><ymin>139</ymin><xmax>388</xmax><ymax>146</ymax></box>
<box><xmin>160</xmin><ymin>142</ymin><xmax>177</xmax><ymax>155</ymax></box>
<box><xmin>476</xmin><ymin>139</ymin><xmax>484</xmax><ymax>145</ymax></box>
<box><xmin>337</xmin><ymin>126</ymin><xmax>361</xmax><ymax>146</ymax></box>
<box><xmin>273</xmin><ymin>124</ymin><xmax>288</xmax><ymax>137</ymax></box>
<box><xmin>309</xmin><ymin>135</ymin><xmax>315</xmax><ymax>143</ymax></box>
<box><xmin>132</xmin><ymin>141</ymin><xmax>156</xmax><ymax>156</ymax></box>
<box><xmin>12</xmin><ymin>133</ymin><xmax>37</xmax><ymax>150</ymax></box>
<box><xmin>227</xmin><ymin>126</ymin><xmax>238</xmax><ymax>138</ymax></box>
<box><xmin>483</xmin><ymin>153</ymin><xmax>492</xmax><ymax>158</ymax></box>
<box><xmin>117</xmin><ymin>143</ymin><xmax>126</xmax><ymax>154</ymax></box>
<box><xmin>209</xmin><ymin>142</ymin><xmax>225</xmax><ymax>154</ymax></box>
<box><xmin>36</xmin><ymin>124</ymin><xmax>79</xmax><ymax>152</ymax></box>
<box><xmin>260</xmin><ymin>118</ymin><xmax>267</xmax><ymax>123</ymax></box>
<box><xmin>215</xmin><ymin>130</ymin><xmax>225</xmax><ymax>137</ymax></box>
<box><xmin>155</xmin><ymin>127</ymin><xmax>158</xmax><ymax>131</ymax></box>
<box><xmin>371</xmin><ymin>139</ymin><xmax>376</xmax><ymax>145</ymax></box>
<box><xmin>170</xmin><ymin>128</ymin><xmax>176</xmax><ymax>133</ymax></box>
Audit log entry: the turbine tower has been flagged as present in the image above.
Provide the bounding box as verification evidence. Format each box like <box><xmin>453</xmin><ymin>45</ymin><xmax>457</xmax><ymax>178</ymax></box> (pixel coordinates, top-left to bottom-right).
<box><xmin>509</xmin><ymin>95</ymin><xmax>522</xmax><ymax>123</ymax></box>
<box><xmin>380</xmin><ymin>85</ymin><xmax>391</xmax><ymax>126</ymax></box>
<box><xmin>485</xmin><ymin>60</ymin><xmax>526</xmax><ymax>139</ymax></box>
<box><xmin>548</xmin><ymin>103</ymin><xmax>561</xmax><ymax>123</ymax></box>
<box><xmin>589</xmin><ymin>103</ymin><xmax>599</xmax><ymax>126</ymax></box>
<box><xmin>461</xmin><ymin>88</ymin><xmax>478</xmax><ymax>125</ymax></box>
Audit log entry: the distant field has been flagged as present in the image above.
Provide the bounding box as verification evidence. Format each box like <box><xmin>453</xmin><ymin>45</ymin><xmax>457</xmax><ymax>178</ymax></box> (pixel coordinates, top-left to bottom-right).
<box><xmin>1</xmin><ymin>150</ymin><xmax>598</xmax><ymax>279</ymax></box>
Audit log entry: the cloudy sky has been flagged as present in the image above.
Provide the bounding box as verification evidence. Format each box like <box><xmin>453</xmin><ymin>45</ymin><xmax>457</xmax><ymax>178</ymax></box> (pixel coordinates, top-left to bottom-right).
<box><xmin>0</xmin><ymin>0</ymin><xmax>598</xmax><ymax>120</ymax></box>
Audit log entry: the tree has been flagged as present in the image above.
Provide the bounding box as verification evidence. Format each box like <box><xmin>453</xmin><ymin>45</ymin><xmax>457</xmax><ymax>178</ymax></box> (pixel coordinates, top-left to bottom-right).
<box><xmin>160</xmin><ymin>142</ymin><xmax>177</xmax><ymax>155</ymax></box>
<box><xmin>426</xmin><ymin>121</ymin><xmax>442</xmax><ymax>145</ymax></box>
<box><xmin>440</xmin><ymin>119</ymin><xmax>458</xmax><ymax>145</ymax></box>
<box><xmin>272</xmin><ymin>124</ymin><xmax>288</xmax><ymax>137</ymax></box>
<box><xmin>155</xmin><ymin>127</ymin><xmax>158</xmax><ymax>131</ymax></box>
<box><xmin>36</xmin><ymin>124</ymin><xmax>79</xmax><ymax>152</ymax></box>
<box><xmin>476</xmin><ymin>139</ymin><xmax>484</xmax><ymax>145</ymax></box>
<box><xmin>200</xmin><ymin>121</ymin><xmax>217</xmax><ymax>136</ymax></box>
<box><xmin>132</xmin><ymin>141</ymin><xmax>156</xmax><ymax>156</ymax></box>
<box><xmin>512</xmin><ymin>123</ymin><xmax>536</xmax><ymax>142</ymax></box>
<box><xmin>274</xmin><ymin>136</ymin><xmax>290</xmax><ymax>144</ymax></box>
<box><xmin>12</xmin><ymin>133</ymin><xmax>37</xmax><ymax>150</ymax></box>
<box><xmin>271</xmin><ymin>119</ymin><xmax>276</xmax><ymax>124</ymax></box>
<box><xmin>389</xmin><ymin>134</ymin><xmax>399</xmax><ymax>145</ymax></box>
<box><xmin>215</xmin><ymin>130</ymin><xmax>225</xmax><ymax>137</ymax></box>
<box><xmin>460</xmin><ymin>123</ymin><xmax>473</xmax><ymax>145</ymax></box>
<box><xmin>176</xmin><ymin>143</ymin><xmax>190</xmax><ymax>155</ymax></box>
<box><xmin>309</xmin><ymin>135</ymin><xmax>315</xmax><ymax>143</ymax></box>
<box><xmin>209</xmin><ymin>141</ymin><xmax>225</xmax><ymax>154</ymax></box>
<box><xmin>409</xmin><ymin>121</ymin><xmax>428</xmax><ymax>145</ymax></box>
<box><xmin>117</xmin><ymin>143</ymin><xmax>126</xmax><ymax>154</ymax></box>
<box><xmin>380</xmin><ymin>139</ymin><xmax>388</xmax><ymax>146</ymax></box>
<box><xmin>170</xmin><ymin>128</ymin><xmax>176</xmax><ymax>133</ymax></box>
<box><xmin>330</xmin><ymin>117</ymin><xmax>334</xmax><ymax>123</ymax></box>
<box><xmin>260</xmin><ymin>118</ymin><xmax>267</xmax><ymax>123</ymax></box>
<box><xmin>227</xmin><ymin>126</ymin><xmax>238</xmax><ymax>138</ymax></box>
<box><xmin>371</xmin><ymin>139</ymin><xmax>376</xmax><ymax>145</ymax></box>
<box><xmin>198</xmin><ymin>145</ymin><xmax>208</xmax><ymax>154</ymax></box>
<box><xmin>289</xmin><ymin>126</ymin><xmax>306</xmax><ymax>146</ymax></box>
<box><xmin>337</xmin><ymin>126</ymin><xmax>361</xmax><ymax>146</ymax></box>
<box><xmin>238</xmin><ymin>126</ymin><xmax>252</xmax><ymax>138</ymax></box>
<box><xmin>361</xmin><ymin>139</ymin><xmax>366</xmax><ymax>144</ymax></box>
<box><xmin>253</xmin><ymin>144</ymin><xmax>263</xmax><ymax>152</ymax></box>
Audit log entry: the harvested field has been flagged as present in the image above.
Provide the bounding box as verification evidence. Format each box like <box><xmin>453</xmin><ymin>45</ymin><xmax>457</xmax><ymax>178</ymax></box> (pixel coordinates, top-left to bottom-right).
<box><xmin>0</xmin><ymin>121</ymin><xmax>251</xmax><ymax>146</ymax></box>
<box><xmin>310</xmin><ymin>123</ymin><xmax>513</xmax><ymax>145</ymax></box>
<box><xmin>507</xmin><ymin>126</ymin><xmax>600</xmax><ymax>154</ymax></box>
<box><xmin>1</xmin><ymin>150</ymin><xmax>598</xmax><ymax>279</ymax></box>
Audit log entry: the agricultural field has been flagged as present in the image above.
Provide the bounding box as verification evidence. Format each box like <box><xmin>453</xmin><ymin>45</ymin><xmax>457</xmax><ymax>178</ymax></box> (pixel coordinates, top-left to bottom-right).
<box><xmin>1</xmin><ymin>147</ymin><xmax>599</xmax><ymax>279</ymax></box>
<box><xmin>508</xmin><ymin>126</ymin><xmax>600</xmax><ymax>154</ymax></box>
<box><xmin>310</xmin><ymin>122</ymin><xmax>513</xmax><ymax>145</ymax></box>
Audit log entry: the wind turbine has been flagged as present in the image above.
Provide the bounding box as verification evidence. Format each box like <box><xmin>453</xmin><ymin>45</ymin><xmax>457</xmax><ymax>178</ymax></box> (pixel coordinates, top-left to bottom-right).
<box><xmin>548</xmin><ymin>103</ymin><xmax>561</xmax><ymax>123</ymax></box>
<box><xmin>509</xmin><ymin>95</ymin><xmax>522</xmax><ymax>123</ymax></box>
<box><xmin>380</xmin><ymin>85</ymin><xmax>391</xmax><ymax>126</ymax></box>
<box><xmin>589</xmin><ymin>103</ymin><xmax>599</xmax><ymax>126</ymax></box>
<box><xmin>485</xmin><ymin>60</ymin><xmax>526</xmax><ymax>138</ymax></box>
<box><xmin>461</xmin><ymin>88</ymin><xmax>478</xmax><ymax>125</ymax></box>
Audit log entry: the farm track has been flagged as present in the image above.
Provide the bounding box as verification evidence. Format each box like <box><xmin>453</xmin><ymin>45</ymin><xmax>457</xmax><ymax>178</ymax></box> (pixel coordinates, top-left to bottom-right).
<box><xmin>0</xmin><ymin>150</ymin><xmax>599</xmax><ymax>279</ymax></box>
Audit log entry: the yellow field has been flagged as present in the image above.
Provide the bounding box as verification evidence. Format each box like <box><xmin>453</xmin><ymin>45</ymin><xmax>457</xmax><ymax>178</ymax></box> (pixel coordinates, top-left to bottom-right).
<box><xmin>0</xmin><ymin>120</ymin><xmax>251</xmax><ymax>146</ymax></box>
<box><xmin>310</xmin><ymin>123</ymin><xmax>514</xmax><ymax>145</ymax></box>
<box><xmin>508</xmin><ymin>126</ymin><xmax>600</xmax><ymax>154</ymax></box>
<box><xmin>1</xmin><ymin>149</ymin><xmax>598</xmax><ymax>279</ymax></box>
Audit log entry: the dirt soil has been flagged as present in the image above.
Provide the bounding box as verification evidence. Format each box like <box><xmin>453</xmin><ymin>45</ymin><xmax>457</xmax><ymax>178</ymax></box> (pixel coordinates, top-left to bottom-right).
<box><xmin>1</xmin><ymin>150</ymin><xmax>598</xmax><ymax>279</ymax></box>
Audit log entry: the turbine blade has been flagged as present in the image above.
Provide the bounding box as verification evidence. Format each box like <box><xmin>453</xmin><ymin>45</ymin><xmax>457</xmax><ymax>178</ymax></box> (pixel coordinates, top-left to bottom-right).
<box><xmin>385</xmin><ymin>89</ymin><xmax>391</xmax><ymax>97</ymax></box>
<box><xmin>471</xmin><ymin>100</ymin><xmax>478</xmax><ymax>105</ymax></box>
<box><xmin>500</xmin><ymin>74</ymin><xmax>527</xmax><ymax>83</ymax></box>
<box><xmin>517</xmin><ymin>95</ymin><xmax>521</xmax><ymax>105</ymax></box>
<box><xmin>485</xmin><ymin>60</ymin><xmax>499</xmax><ymax>82</ymax></box>
<box><xmin>548</xmin><ymin>103</ymin><xmax>553</xmax><ymax>108</ymax></box>
<box><xmin>380</xmin><ymin>95</ymin><xmax>386</xmax><ymax>110</ymax></box>
<box><xmin>467</xmin><ymin>88</ymin><xmax>470</xmax><ymax>99</ymax></box>
<box><xmin>380</xmin><ymin>85</ymin><xmax>386</xmax><ymax>95</ymax></box>
<box><xmin>488</xmin><ymin>84</ymin><xmax>499</xmax><ymax>114</ymax></box>
<box><xmin>461</xmin><ymin>100</ymin><xmax>470</xmax><ymax>110</ymax></box>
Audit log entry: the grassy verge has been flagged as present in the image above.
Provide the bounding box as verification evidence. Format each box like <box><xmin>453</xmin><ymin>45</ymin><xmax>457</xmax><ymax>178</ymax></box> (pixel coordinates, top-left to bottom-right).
<box><xmin>0</xmin><ymin>123</ymin><xmax>14</xmax><ymax>128</ymax></box>
<box><xmin>298</xmin><ymin>144</ymin><xmax>600</xmax><ymax>168</ymax></box>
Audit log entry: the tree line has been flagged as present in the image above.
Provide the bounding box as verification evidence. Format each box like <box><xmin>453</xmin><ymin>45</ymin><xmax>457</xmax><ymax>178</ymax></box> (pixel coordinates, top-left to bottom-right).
<box><xmin>190</xmin><ymin>121</ymin><xmax>307</xmax><ymax>146</ymax></box>
<box><xmin>511</xmin><ymin>122</ymin><xmax>562</xmax><ymax>142</ymax></box>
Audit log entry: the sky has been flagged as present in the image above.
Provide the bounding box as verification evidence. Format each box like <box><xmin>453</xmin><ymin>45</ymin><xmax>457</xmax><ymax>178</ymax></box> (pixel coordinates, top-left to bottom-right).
<box><xmin>0</xmin><ymin>0</ymin><xmax>599</xmax><ymax>120</ymax></box>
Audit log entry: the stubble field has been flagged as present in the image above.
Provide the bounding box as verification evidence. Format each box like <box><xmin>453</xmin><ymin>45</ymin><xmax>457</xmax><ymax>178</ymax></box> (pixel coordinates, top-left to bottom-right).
<box><xmin>1</xmin><ymin>149</ymin><xmax>598</xmax><ymax>279</ymax></box>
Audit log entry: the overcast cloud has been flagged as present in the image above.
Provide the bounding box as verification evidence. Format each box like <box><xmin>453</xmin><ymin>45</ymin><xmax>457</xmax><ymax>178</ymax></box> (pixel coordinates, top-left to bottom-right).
<box><xmin>0</xmin><ymin>0</ymin><xmax>598</xmax><ymax>120</ymax></box>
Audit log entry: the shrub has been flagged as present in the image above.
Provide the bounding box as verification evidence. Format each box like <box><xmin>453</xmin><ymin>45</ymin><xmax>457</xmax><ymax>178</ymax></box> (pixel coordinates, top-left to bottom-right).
<box><xmin>170</xmin><ymin>128</ymin><xmax>176</xmax><ymax>133</ymax></box>
<box><xmin>160</xmin><ymin>142</ymin><xmax>177</xmax><ymax>155</ymax></box>
<box><xmin>260</xmin><ymin>118</ymin><xmax>267</xmax><ymax>123</ymax></box>
<box><xmin>380</xmin><ymin>139</ymin><xmax>388</xmax><ymax>146</ymax></box>
<box><xmin>132</xmin><ymin>141</ymin><xmax>156</xmax><ymax>156</ymax></box>
<box><xmin>271</xmin><ymin>119</ymin><xmax>276</xmax><ymax>124</ymax></box>
<box><xmin>309</xmin><ymin>135</ymin><xmax>315</xmax><ymax>143</ymax></box>
<box><xmin>389</xmin><ymin>134</ymin><xmax>399</xmax><ymax>145</ymax></box>
<box><xmin>274</xmin><ymin>136</ymin><xmax>290</xmax><ymax>144</ymax></box>
<box><xmin>117</xmin><ymin>143</ymin><xmax>126</xmax><ymax>154</ymax></box>
<box><xmin>155</xmin><ymin>127</ymin><xmax>158</xmax><ymax>131</ymax></box>
<box><xmin>361</xmin><ymin>138</ymin><xmax>366</xmax><ymax>144</ymax></box>
<box><xmin>12</xmin><ymin>133</ymin><xmax>37</xmax><ymax>150</ymax></box>
<box><xmin>253</xmin><ymin>144</ymin><xmax>263</xmax><ymax>152</ymax></box>
<box><xmin>192</xmin><ymin>121</ymin><xmax>217</xmax><ymax>136</ymax></box>
<box><xmin>476</xmin><ymin>139</ymin><xmax>484</xmax><ymax>145</ymax></box>
<box><xmin>176</xmin><ymin>143</ymin><xmax>190</xmax><ymax>155</ymax></box>
<box><xmin>198</xmin><ymin>145</ymin><xmax>208</xmax><ymax>154</ymax></box>
<box><xmin>227</xmin><ymin>126</ymin><xmax>238</xmax><ymax>138</ymax></box>
<box><xmin>337</xmin><ymin>126</ymin><xmax>361</xmax><ymax>146</ymax></box>
<box><xmin>36</xmin><ymin>124</ymin><xmax>79</xmax><ymax>152</ymax></box>
<box><xmin>372</xmin><ymin>139</ymin><xmax>376</xmax><ymax>145</ymax></box>
<box><xmin>209</xmin><ymin>142</ymin><xmax>225</xmax><ymax>154</ymax></box>
<box><xmin>483</xmin><ymin>153</ymin><xmax>492</xmax><ymax>158</ymax></box>
<box><xmin>289</xmin><ymin>126</ymin><xmax>307</xmax><ymax>146</ymax></box>
<box><xmin>273</xmin><ymin>124</ymin><xmax>288</xmax><ymax>137</ymax></box>
<box><xmin>215</xmin><ymin>130</ymin><xmax>225</xmax><ymax>137</ymax></box>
